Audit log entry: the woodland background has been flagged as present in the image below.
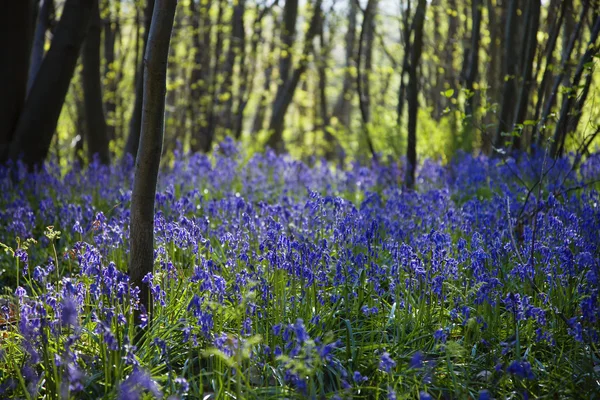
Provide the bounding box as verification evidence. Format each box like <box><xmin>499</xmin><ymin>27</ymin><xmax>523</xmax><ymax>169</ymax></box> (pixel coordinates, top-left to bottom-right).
<box><xmin>1</xmin><ymin>0</ymin><xmax>599</xmax><ymax>179</ymax></box>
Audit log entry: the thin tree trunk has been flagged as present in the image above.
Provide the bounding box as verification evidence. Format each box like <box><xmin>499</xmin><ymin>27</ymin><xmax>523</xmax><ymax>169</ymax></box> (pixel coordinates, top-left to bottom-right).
<box><xmin>234</xmin><ymin>2</ymin><xmax>269</xmax><ymax>139</ymax></box>
<box><xmin>530</xmin><ymin>0</ymin><xmax>568</xmax><ymax>149</ymax></box>
<box><xmin>29</xmin><ymin>0</ymin><xmax>55</xmax><ymax>95</ymax></box>
<box><xmin>356</xmin><ymin>0</ymin><xmax>377</xmax><ymax>160</ymax></box>
<box><xmin>8</xmin><ymin>0</ymin><xmax>94</xmax><ymax>169</ymax></box>
<box><xmin>103</xmin><ymin>0</ymin><xmax>120</xmax><ymax>141</ymax></box>
<box><xmin>265</xmin><ymin>0</ymin><xmax>300</xmax><ymax>152</ymax></box>
<box><xmin>189</xmin><ymin>0</ymin><xmax>214</xmax><ymax>153</ymax></box>
<box><xmin>129</xmin><ymin>0</ymin><xmax>177</xmax><ymax>320</ymax></box>
<box><xmin>493</xmin><ymin>0</ymin><xmax>519</xmax><ymax>150</ymax></box>
<box><xmin>404</xmin><ymin>0</ymin><xmax>427</xmax><ymax>189</ymax></box>
<box><xmin>396</xmin><ymin>0</ymin><xmax>412</xmax><ymax>128</ymax></box>
<box><xmin>124</xmin><ymin>0</ymin><xmax>154</xmax><ymax>158</ymax></box>
<box><xmin>83</xmin><ymin>0</ymin><xmax>110</xmax><ymax>164</ymax></box>
<box><xmin>463</xmin><ymin>0</ymin><xmax>482</xmax><ymax>123</ymax></box>
<box><xmin>267</xmin><ymin>0</ymin><xmax>322</xmax><ymax>153</ymax></box>
<box><xmin>537</xmin><ymin>1</ymin><xmax>589</xmax><ymax>146</ymax></box>
<box><xmin>0</xmin><ymin>1</ymin><xmax>34</xmax><ymax>161</ymax></box>
<box><xmin>511</xmin><ymin>0</ymin><xmax>540</xmax><ymax>151</ymax></box>
<box><xmin>219</xmin><ymin>0</ymin><xmax>246</xmax><ymax>133</ymax></box>
<box><xmin>251</xmin><ymin>16</ymin><xmax>280</xmax><ymax>134</ymax></box>
<box><xmin>551</xmin><ymin>14</ymin><xmax>600</xmax><ymax>158</ymax></box>
<box><xmin>332</xmin><ymin>0</ymin><xmax>357</xmax><ymax>128</ymax></box>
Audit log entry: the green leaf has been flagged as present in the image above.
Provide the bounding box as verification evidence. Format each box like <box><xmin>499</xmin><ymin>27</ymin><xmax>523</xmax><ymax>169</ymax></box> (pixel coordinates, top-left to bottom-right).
<box><xmin>442</xmin><ymin>89</ymin><xmax>455</xmax><ymax>98</ymax></box>
<box><xmin>523</xmin><ymin>120</ymin><xmax>537</xmax><ymax>126</ymax></box>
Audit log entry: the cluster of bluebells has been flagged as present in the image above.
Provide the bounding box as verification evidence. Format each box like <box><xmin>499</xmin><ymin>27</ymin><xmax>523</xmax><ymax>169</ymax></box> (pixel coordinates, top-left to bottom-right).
<box><xmin>0</xmin><ymin>141</ymin><xmax>599</xmax><ymax>398</ymax></box>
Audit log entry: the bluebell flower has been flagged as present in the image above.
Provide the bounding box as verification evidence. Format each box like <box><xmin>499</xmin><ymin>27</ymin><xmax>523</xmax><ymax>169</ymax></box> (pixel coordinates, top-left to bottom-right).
<box><xmin>409</xmin><ymin>351</ymin><xmax>424</xmax><ymax>369</ymax></box>
<box><xmin>507</xmin><ymin>360</ymin><xmax>535</xmax><ymax>380</ymax></box>
<box><xmin>379</xmin><ymin>352</ymin><xmax>396</xmax><ymax>373</ymax></box>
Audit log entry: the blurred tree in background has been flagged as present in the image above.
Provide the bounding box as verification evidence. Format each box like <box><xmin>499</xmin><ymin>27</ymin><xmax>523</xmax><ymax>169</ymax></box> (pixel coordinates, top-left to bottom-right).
<box><xmin>1</xmin><ymin>0</ymin><xmax>600</xmax><ymax>171</ymax></box>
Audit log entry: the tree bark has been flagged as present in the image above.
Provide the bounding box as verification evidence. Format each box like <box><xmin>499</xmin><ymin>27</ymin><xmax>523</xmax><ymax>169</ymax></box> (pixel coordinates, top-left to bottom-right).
<box><xmin>219</xmin><ymin>0</ymin><xmax>246</xmax><ymax>133</ymax></box>
<box><xmin>189</xmin><ymin>0</ymin><xmax>214</xmax><ymax>153</ymax></box>
<box><xmin>8</xmin><ymin>0</ymin><xmax>94</xmax><ymax>169</ymax></box>
<box><xmin>267</xmin><ymin>0</ymin><xmax>322</xmax><ymax>153</ymax></box>
<box><xmin>537</xmin><ymin>1</ymin><xmax>589</xmax><ymax>147</ymax></box>
<box><xmin>357</xmin><ymin>0</ymin><xmax>377</xmax><ymax>159</ymax></box>
<box><xmin>404</xmin><ymin>0</ymin><xmax>427</xmax><ymax>189</ymax></box>
<box><xmin>530</xmin><ymin>0</ymin><xmax>568</xmax><ymax>149</ymax></box>
<box><xmin>551</xmin><ymin>14</ymin><xmax>600</xmax><ymax>158</ymax></box>
<box><xmin>124</xmin><ymin>0</ymin><xmax>155</xmax><ymax>158</ymax></box>
<box><xmin>28</xmin><ymin>0</ymin><xmax>55</xmax><ymax>95</ymax></box>
<box><xmin>251</xmin><ymin>15</ymin><xmax>280</xmax><ymax>134</ymax></box>
<box><xmin>493</xmin><ymin>0</ymin><xmax>519</xmax><ymax>150</ymax></box>
<box><xmin>511</xmin><ymin>0</ymin><xmax>540</xmax><ymax>151</ymax></box>
<box><xmin>130</xmin><ymin>0</ymin><xmax>177</xmax><ymax>320</ymax></box>
<box><xmin>0</xmin><ymin>1</ymin><xmax>34</xmax><ymax>162</ymax></box>
<box><xmin>103</xmin><ymin>0</ymin><xmax>120</xmax><ymax>141</ymax></box>
<box><xmin>82</xmin><ymin>0</ymin><xmax>110</xmax><ymax>165</ymax></box>
<box><xmin>463</xmin><ymin>0</ymin><xmax>482</xmax><ymax>123</ymax></box>
<box><xmin>332</xmin><ymin>0</ymin><xmax>357</xmax><ymax>128</ymax></box>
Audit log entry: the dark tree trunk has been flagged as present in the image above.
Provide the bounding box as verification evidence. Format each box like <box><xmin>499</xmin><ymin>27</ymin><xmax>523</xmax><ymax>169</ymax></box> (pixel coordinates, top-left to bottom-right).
<box><xmin>396</xmin><ymin>0</ymin><xmax>412</xmax><ymax>128</ymax></box>
<box><xmin>0</xmin><ymin>1</ymin><xmax>34</xmax><ymax>161</ymax></box>
<box><xmin>234</xmin><ymin>2</ymin><xmax>270</xmax><ymax>139</ymax></box>
<box><xmin>316</xmin><ymin>11</ymin><xmax>340</xmax><ymax>161</ymax></box>
<box><xmin>531</xmin><ymin>0</ymin><xmax>568</xmax><ymax>150</ymax></box>
<box><xmin>219</xmin><ymin>0</ymin><xmax>246</xmax><ymax>133</ymax></box>
<box><xmin>493</xmin><ymin>0</ymin><xmax>519</xmax><ymax>150</ymax></box>
<box><xmin>463</xmin><ymin>0</ymin><xmax>482</xmax><ymax>123</ymax></box>
<box><xmin>29</xmin><ymin>0</ymin><xmax>55</xmax><ymax>95</ymax></box>
<box><xmin>82</xmin><ymin>0</ymin><xmax>110</xmax><ymax>165</ymax></box>
<box><xmin>103</xmin><ymin>0</ymin><xmax>120</xmax><ymax>142</ymax></box>
<box><xmin>189</xmin><ymin>0</ymin><xmax>214</xmax><ymax>153</ymax></box>
<box><xmin>251</xmin><ymin>16</ymin><xmax>280</xmax><ymax>134</ymax></box>
<box><xmin>357</xmin><ymin>0</ymin><xmax>377</xmax><ymax>159</ymax></box>
<box><xmin>511</xmin><ymin>0</ymin><xmax>540</xmax><ymax>151</ymax></box>
<box><xmin>124</xmin><ymin>0</ymin><xmax>154</xmax><ymax>159</ymax></box>
<box><xmin>8</xmin><ymin>0</ymin><xmax>94</xmax><ymax>169</ymax></box>
<box><xmin>551</xmin><ymin>14</ymin><xmax>600</xmax><ymax>158</ymax></box>
<box><xmin>267</xmin><ymin>0</ymin><xmax>322</xmax><ymax>153</ymax></box>
<box><xmin>482</xmin><ymin>0</ymin><xmax>503</xmax><ymax>153</ymax></box>
<box><xmin>537</xmin><ymin>1</ymin><xmax>589</xmax><ymax>146</ymax></box>
<box><xmin>265</xmin><ymin>0</ymin><xmax>299</xmax><ymax>152</ymax></box>
<box><xmin>129</xmin><ymin>0</ymin><xmax>177</xmax><ymax>320</ymax></box>
<box><xmin>332</xmin><ymin>0</ymin><xmax>357</xmax><ymax>128</ymax></box>
<box><xmin>404</xmin><ymin>0</ymin><xmax>427</xmax><ymax>189</ymax></box>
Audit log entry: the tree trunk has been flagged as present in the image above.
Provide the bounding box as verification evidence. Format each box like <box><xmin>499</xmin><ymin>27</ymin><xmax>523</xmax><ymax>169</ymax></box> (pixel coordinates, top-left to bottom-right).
<box><xmin>396</xmin><ymin>0</ymin><xmax>412</xmax><ymax>128</ymax></box>
<box><xmin>530</xmin><ymin>0</ymin><xmax>568</xmax><ymax>149</ymax></box>
<box><xmin>29</xmin><ymin>0</ymin><xmax>55</xmax><ymax>95</ymax></box>
<box><xmin>267</xmin><ymin>0</ymin><xmax>322</xmax><ymax>153</ymax></box>
<box><xmin>551</xmin><ymin>14</ymin><xmax>600</xmax><ymax>158</ymax></box>
<box><xmin>251</xmin><ymin>15</ymin><xmax>280</xmax><ymax>134</ymax></box>
<box><xmin>265</xmin><ymin>0</ymin><xmax>300</xmax><ymax>152</ymax></box>
<box><xmin>8</xmin><ymin>0</ymin><xmax>94</xmax><ymax>169</ymax></box>
<box><xmin>357</xmin><ymin>0</ymin><xmax>377</xmax><ymax>159</ymax></box>
<box><xmin>234</xmin><ymin>3</ymin><xmax>268</xmax><ymax>139</ymax></box>
<box><xmin>219</xmin><ymin>0</ymin><xmax>246</xmax><ymax>133</ymax></box>
<box><xmin>537</xmin><ymin>1</ymin><xmax>589</xmax><ymax>146</ymax></box>
<box><xmin>82</xmin><ymin>0</ymin><xmax>110</xmax><ymax>165</ymax></box>
<box><xmin>332</xmin><ymin>0</ymin><xmax>357</xmax><ymax>128</ymax></box>
<box><xmin>0</xmin><ymin>1</ymin><xmax>34</xmax><ymax>162</ymax></box>
<box><xmin>493</xmin><ymin>0</ymin><xmax>519</xmax><ymax>151</ymax></box>
<box><xmin>189</xmin><ymin>0</ymin><xmax>214</xmax><ymax>153</ymax></box>
<box><xmin>511</xmin><ymin>0</ymin><xmax>540</xmax><ymax>151</ymax></box>
<box><xmin>130</xmin><ymin>0</ymin><xmax>177</xmax><ymax>320</ymax></box>
<box><xmin>404</xmin><ymin>0</ymin><xmax>427</xmax><ymax>189</ymax></box>
<box><xmin>103</xmin><ymin>0</ymin><xmax>120</xmax><ymax>142</ymax></box>
<box><xmin>124</xmin><ymin>0</ymin><xmax>155</xmax><ymax>158</ymax></box>
<box><xmin>463</xmin><ymin>0</ymin><xmax>482</xmax><ymax>124</ymax></box>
